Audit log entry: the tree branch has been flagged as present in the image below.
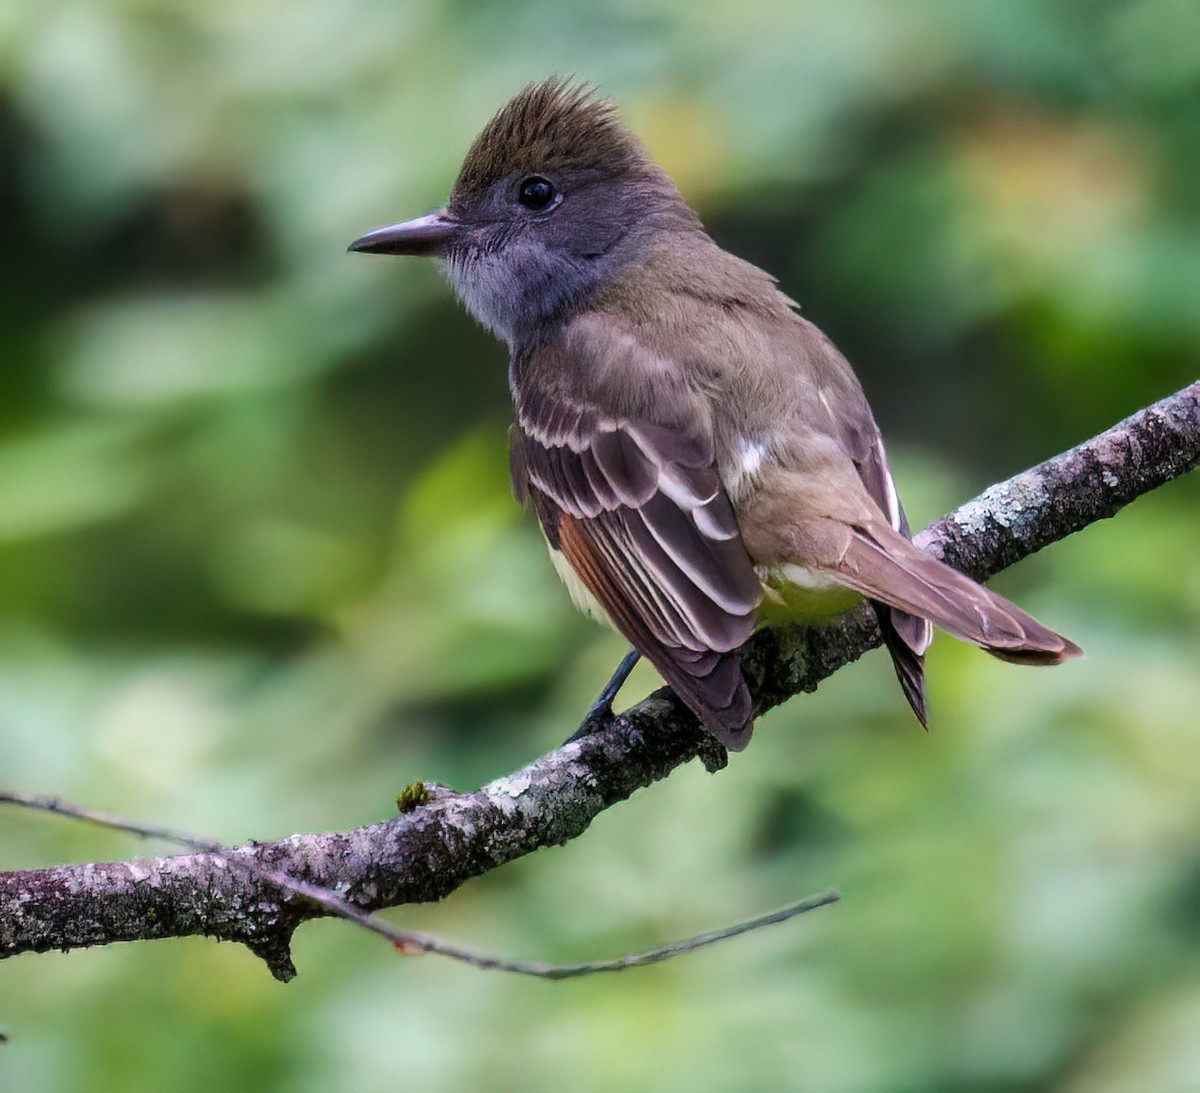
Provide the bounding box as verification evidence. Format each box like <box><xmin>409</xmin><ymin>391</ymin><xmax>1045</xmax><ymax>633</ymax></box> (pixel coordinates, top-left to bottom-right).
<box><xmin>2</xmin><ymin>382</ymin><xmax>1197</xmax><ymax>980</ymax></box>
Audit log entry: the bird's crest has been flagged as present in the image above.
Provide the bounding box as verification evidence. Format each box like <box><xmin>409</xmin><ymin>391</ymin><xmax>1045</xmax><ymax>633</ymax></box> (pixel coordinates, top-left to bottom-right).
<box><xmin>451</xmin><ymin>77</ymin><xmax>647</xmax><ymax>203</ymax></box>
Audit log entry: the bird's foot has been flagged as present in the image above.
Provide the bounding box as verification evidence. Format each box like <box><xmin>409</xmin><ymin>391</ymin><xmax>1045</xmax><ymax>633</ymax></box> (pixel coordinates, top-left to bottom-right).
<box><xmin>563</xmin><ymin>648</ymin><xmax>641</xmax><ymax>745</ymax></box>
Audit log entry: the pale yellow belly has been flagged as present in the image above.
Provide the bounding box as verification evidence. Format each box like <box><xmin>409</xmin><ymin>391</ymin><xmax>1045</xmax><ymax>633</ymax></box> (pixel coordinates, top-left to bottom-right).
<box><xmin>757</xmin><ymin>563</ymin><xmax>863</xmax><ymax>626</ymax></box>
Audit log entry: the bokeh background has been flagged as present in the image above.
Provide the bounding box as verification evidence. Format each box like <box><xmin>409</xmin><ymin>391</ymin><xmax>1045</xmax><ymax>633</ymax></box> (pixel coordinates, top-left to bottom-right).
<box><xmin>2</xmin><ymin>1</ymin><xmax>1198</xmax><ymax>1089</ymax></box>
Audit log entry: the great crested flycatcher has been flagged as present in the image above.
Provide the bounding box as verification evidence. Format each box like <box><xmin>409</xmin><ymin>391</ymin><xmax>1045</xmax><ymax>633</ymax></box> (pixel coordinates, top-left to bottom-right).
<box><xmin>350</xmin><ymin>77</ymin><xmax>1080</xmax><ymax>750</ymax></box>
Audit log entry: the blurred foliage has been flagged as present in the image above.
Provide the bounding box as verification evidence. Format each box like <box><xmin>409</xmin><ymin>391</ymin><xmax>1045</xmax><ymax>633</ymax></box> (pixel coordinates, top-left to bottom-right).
<box><xmin>1</xmin><ymin>0</ymin><xmax>1199</xmax><ymax>1090</ymax></box>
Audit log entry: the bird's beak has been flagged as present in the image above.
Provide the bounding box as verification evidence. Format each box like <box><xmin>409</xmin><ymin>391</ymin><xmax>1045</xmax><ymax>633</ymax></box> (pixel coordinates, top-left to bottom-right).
<box><xmin>348</xmin><ymin>210</ymin><xmax>460</xmax><ymax>257</ymax></box>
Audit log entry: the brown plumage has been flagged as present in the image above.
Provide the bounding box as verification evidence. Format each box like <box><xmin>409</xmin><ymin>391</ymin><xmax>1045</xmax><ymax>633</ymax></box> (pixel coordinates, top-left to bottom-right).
<box><xmin>350</xmin><ymin>77</ymin><xmax>1082</xmax><ymax>749</ymax></box>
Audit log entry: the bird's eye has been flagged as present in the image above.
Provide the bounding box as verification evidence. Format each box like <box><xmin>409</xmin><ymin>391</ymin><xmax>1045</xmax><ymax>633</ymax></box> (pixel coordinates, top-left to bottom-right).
<box><xmin>517</xmin><ymin>176</ymin><xmax>558</xmax><ymax>212</ymax></box>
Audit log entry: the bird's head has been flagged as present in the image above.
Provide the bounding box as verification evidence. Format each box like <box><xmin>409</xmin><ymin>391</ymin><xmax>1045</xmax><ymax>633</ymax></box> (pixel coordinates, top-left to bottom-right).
<box><xmin>349</xmin><ymin>77</ymin><xmax>698</xmax><ymax>345</ymax></box>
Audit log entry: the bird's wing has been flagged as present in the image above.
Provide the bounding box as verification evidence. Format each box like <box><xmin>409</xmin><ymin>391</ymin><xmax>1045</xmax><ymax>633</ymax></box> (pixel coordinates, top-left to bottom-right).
<box><xmin>510</xmin><ymin>387</ymin><xmax>763</xmax><ymax>749</ymax></box>
<box><xmin>803</xmin><ymin>323</ymin><xmax>934</xmax><ymax>721</ymax></box>
<box><xmin>844</xmin><ymin>417</ymin><xmax>934</xmax><ymax>722</ymax></box>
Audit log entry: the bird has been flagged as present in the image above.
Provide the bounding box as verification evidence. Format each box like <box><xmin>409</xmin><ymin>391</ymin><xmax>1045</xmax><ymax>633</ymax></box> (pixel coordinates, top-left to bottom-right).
<box><xmin>349</xmin><ymin>77</ymin><xmax>1080</xmax><ymax>751</ymax></box>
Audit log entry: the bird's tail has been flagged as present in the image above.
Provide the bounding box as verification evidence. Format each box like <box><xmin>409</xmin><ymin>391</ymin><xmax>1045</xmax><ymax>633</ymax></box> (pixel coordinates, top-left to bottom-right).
<box><xmin>836</xmin><ymin>522</ymin><xmax>1081</xmax><ymax>665</ymax></box>
<box><xmin>875</xmin><ymin>603</ymin><xmax>931</xmax><ymax>727</ymax></box>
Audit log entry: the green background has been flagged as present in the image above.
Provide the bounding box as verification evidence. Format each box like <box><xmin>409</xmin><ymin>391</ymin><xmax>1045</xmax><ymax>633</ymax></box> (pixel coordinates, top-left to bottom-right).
<box><xmin>2</xmin><ymin>1</ymin><xmax>1198</xmax><ymax>1089</ymax></box>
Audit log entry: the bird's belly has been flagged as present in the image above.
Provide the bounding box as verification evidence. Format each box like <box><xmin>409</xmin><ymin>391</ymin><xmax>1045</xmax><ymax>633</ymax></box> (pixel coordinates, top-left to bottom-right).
<box><xmin>757</xmin><ymin>563</ymin><xmax>863</xmax><ymax>625</ymax></box>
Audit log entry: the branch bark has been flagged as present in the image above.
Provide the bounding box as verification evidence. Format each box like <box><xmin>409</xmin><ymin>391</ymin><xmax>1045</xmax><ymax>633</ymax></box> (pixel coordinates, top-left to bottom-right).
<box><xmin>2</xmin><ymin>382</ymin><xmax>1197</xmax><ymax>981</ymax></box>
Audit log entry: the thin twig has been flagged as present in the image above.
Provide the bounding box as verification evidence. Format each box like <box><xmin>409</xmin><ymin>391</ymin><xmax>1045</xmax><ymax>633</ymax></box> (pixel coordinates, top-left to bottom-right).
<box><xmin>402</xmin><ymin>891</ymin><xmax>841</xmax><ymax>978</ymax></box>
<box><xmin>0</xmin><ymin>792</ymin><xmax>223</xmax><ymax>851</ymax></box>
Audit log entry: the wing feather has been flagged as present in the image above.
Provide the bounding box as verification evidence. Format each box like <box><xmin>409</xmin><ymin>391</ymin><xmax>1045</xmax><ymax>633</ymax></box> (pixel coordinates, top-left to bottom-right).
<box><xmin>512</xmin><ymin>386</ymin><xmax>761</xmax><ymax>748</ymax></box>
<box><xmin>843</xmin><ymin>406</ymin><xmax>933</xmax><ymax>723</ymax></box>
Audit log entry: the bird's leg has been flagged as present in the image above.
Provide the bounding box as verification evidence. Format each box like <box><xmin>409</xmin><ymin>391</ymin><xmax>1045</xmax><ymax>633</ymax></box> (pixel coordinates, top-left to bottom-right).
<box><xmin>565</xmin><ymin>648</ymin><xmax>641</xmax><ymax>743</ymax></box>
